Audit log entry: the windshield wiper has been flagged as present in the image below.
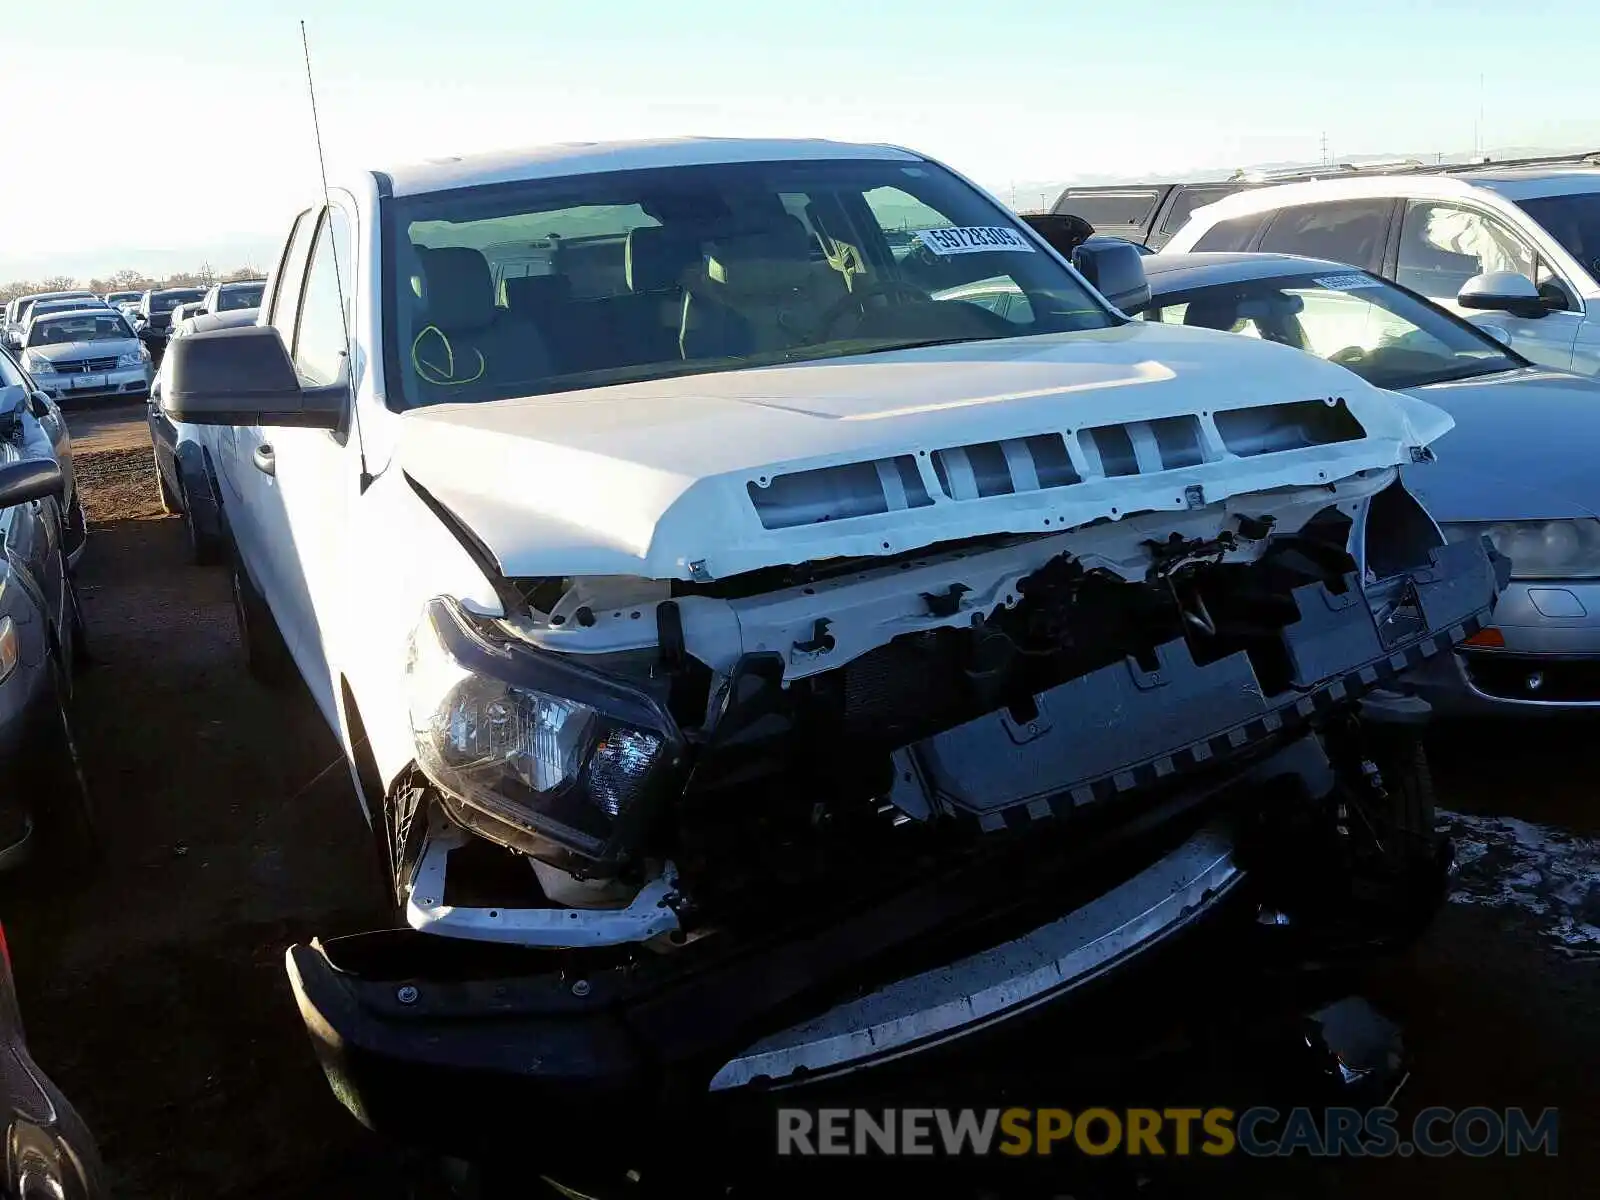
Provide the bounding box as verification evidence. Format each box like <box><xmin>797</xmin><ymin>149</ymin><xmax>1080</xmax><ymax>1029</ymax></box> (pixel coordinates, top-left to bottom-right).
<box><xmin>780</xmin><ymin>334</ymin><xmax>999</xmax><ymax>363</ymax></box>
<box><xmin>1401</xmin><ymin>361</ymin><xmax>1520</xmax><ymax>388</ymax></box>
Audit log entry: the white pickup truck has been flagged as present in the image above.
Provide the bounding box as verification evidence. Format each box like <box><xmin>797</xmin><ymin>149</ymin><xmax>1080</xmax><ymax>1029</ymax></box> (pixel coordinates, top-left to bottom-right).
<box><xmin>161</xmin><ymin>137</ymin><xmax>1504</xmax><ymax>1164</ymax></box>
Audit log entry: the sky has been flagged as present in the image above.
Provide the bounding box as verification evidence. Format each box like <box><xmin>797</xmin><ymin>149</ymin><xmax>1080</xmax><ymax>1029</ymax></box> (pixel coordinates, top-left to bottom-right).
<box><xmin>6</xmin><ymin>0</ymin><xmax>1600</xmax><ymax>281</ymax></box>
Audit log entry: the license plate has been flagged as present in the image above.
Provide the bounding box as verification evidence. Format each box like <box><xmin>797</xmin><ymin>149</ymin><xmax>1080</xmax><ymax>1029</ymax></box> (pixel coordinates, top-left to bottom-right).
<box><xmin>73</xmin><ymin>374</ymin><xmax>107</xmax><ymax>390</ymax></box>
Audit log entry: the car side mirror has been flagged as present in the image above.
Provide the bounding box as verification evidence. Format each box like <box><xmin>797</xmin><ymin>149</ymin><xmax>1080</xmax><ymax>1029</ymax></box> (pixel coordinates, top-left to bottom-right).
<box><xmin>1021</xmin><ymin>212</ymin><xmax>1097</xmax><ymax>258</ymax></box>
<box><xmin>1457</xmin><ymin>271</ymin><xmax>1546</xmax><ymax>320</ymax></box>
<box><xmin>163</xmin><ymin>323</ymin><xmax>345</xmax><ymax>430</ymax></box>
<box><xmin>28</xmin><ymin>390</ymin><xmax>52</xmax><ymax>420</ymax></box>
<box><xmin>0</xmin><ymin>459</ymin><xmax>65</xmax><ymax>508</ymax></box>
<box><xmin>1072</xmin><ymin>239</ymin><xmax>1151</xmax><ymax>313</ymax></box>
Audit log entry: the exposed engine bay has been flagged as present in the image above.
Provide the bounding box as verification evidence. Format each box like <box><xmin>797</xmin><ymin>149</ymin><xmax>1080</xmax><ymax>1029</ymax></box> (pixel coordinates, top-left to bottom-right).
<box><xmin>387</xmin><ymin>467</ymin><xmax>1505</xmax><ymax>950</ymax></box>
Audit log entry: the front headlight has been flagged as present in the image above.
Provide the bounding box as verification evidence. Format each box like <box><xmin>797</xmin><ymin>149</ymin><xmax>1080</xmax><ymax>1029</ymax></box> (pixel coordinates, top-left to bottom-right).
<box><xmin>0</xmin><ymin>617</ymin><xmax>16</xmax><ymax>684</ymax></box>
<box><xmin>1440</xmin><ymin>519</ymin><xmax>1600</xmax><ymax>580</ymax></box>
<box><xmin>406</xmin><ymin>598</ymin><xmax>683</xmax><ymax>868</ymax></box>
<box><xmin>116</xmin><ymin>351</ymin><xmax>142</xmax><ymax>368</ymax></box>
<box><xmin>22</xmin><ymin>354</ymin><xmax>53</xmax><ymax>374</ymax></box>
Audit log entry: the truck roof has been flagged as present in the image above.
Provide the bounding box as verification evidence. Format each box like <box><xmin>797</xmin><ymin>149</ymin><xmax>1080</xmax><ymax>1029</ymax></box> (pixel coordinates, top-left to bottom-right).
<box><xmin>379</xmin><ymin>137</ymin><xmax>924</xmax><ymax>197</ymax></box>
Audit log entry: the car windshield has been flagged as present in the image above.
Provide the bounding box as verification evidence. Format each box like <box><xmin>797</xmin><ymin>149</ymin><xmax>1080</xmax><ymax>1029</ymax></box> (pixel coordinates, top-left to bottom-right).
<box><xmin>382</xmin><ymin>157</ymin><xmax>1115</xmax><ymax>409</ymax></box>
<box><xmin>27</xmin><ymin>313</ymin><xmax>131</xmax><ymax>346</ymax></box>
<box><xmin>152</xmin><ymin>290</ymin><xmax>204</xmax><ymax>312</ymax></box>
<box><xmin>1136</xmin><ymin>267</ymin><xmax>1521</xmax><ymax>389</ymax></box>
<box><xmin>218</xmin><ymin>283</ymin><xmax>264</xmax><ymax>310</ymax></box>
<box><xmin>1514</xmin><ymin>191</ymin><xmax>1600</xmax><ymax>278</ymax></box>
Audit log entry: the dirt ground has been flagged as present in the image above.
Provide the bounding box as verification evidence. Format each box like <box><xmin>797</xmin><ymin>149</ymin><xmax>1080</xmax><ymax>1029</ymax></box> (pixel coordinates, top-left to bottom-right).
<box><xmin>0</xmin><ymin>403</ymin><xmax>1594</xmax><ymax>1197</ymax></box>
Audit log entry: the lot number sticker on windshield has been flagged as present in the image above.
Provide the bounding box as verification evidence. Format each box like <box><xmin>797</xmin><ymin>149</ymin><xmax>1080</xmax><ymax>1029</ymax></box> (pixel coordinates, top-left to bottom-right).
<box><xmin>915</xmin><ymin>226</ymin><xmax>1037</xmax><ymax>255</ymax></box>
<box><xmin>1312</xmin><ymin>272</ymin><xmax>1382</xmax><ymax>290</ymax></box>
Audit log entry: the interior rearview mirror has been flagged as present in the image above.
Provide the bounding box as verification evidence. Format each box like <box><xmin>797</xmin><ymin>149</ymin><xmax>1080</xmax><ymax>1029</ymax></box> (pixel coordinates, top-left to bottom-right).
<box><xmin>0</xmin><ymin>459</ymin><xmax>66</xmax><ymax>509</ymax></box>
<box><xmin>1072</xmin><ymin>239</ymin><xmax>1152</xmax><ymax>314</ymax></box>
<box><xmin>1457</xmin><ymin>271</ymin><xmax>1546</xmax><ymax>320</ymax></box>
<box><xmin>163</xmin><ymin>323</ymin><xmax>345</xmax><ymax>430</ymax></box>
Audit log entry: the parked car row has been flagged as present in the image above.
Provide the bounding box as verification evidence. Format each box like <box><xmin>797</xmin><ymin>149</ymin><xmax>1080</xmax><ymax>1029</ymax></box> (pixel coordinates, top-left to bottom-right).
<box><xmin>138</xmin><ymin>136</ymin><xmax>1513</xmax><ymax>1176</ymax></box>
<box><xmin>0</xmin><ymin>340</ymin><xmax>105</xmax><ymax>1193</ymax></box>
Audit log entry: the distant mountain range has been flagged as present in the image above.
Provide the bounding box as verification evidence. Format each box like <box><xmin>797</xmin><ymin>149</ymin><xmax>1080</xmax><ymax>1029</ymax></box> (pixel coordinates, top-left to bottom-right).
<box><xmin>1000</xmin><ymin>142</ymin><xmax>1599</xmax><ymax>212</ymax></box>
<box><xmin>7</xmin><ymin>143</ymin><xmax>1595</xmax><ymax>281</ymax></box>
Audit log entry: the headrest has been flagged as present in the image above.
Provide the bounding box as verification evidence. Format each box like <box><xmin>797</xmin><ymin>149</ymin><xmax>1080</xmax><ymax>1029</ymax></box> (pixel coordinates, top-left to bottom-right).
<box><xmin>418</xmin><ymin>246</ymin><xmax>496</xmax><ymax>330</ymax></box>
<box><xmin>1183</xmin><ymin>296</ymin><xmax>1243</xmax><ymax>331</ymax></box>
<box><xmin>702</xmin><ymin>218</ymin><xmax>816</xmax><ymax>296</ymax></box>
<box><xmin>502</xmin><ymin>273</ymin><xmax>572</xmax><ymax>314</ymax></box>
<box><xmin>626</xmin><ymin>226</ymin><xmax>701</xmax><ymax>294</ymax></box>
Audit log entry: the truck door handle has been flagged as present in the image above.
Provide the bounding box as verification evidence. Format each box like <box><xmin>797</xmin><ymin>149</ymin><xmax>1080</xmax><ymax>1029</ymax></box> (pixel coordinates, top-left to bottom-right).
<box><xmin>253</xmin><ymin>444</ymin><xmax>276</xmax><ymax>476</ymax></box>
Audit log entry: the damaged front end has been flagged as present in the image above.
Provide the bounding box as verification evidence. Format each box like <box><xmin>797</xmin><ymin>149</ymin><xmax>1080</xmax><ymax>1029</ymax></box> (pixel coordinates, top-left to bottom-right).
<box><xmin>287</xmin><ymin>458</ymin><xmax>1505</xmax><ymax>1155</ymax></box>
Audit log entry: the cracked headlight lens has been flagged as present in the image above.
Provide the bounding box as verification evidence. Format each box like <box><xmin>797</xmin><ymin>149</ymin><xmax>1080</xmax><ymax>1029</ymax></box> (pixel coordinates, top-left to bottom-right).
<box><xmin>1440</xmin><ymin>519</ymin><xmax>1600</xmax><ymax>580</ymax></box>
<box><xmin>406</xmin><ymin>598</ymin><xmax>680</xmax><ymax>865</ymax></box>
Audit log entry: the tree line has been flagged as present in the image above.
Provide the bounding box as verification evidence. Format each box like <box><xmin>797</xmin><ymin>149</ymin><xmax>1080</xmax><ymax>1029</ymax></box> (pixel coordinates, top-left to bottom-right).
<box><xmin>0</xmin><ymin>264</ymin><xmax>265</xmax><ymax>306</ymax></box>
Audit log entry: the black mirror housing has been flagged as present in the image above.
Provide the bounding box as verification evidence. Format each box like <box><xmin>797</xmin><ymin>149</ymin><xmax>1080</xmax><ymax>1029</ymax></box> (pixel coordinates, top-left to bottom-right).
<box><xmin>1457</xmin><ymin>271</ymin><xmax>1546</xmax><ymax>320</ymax></box>
<box><xmin>1072</xmin><ymin>240</ymin><xmax>1152</xmax><ymax>313</ymax></box>
<box><xmin>0</xmin><ymin>459</ymin><xmax>65</xmax><ymax>508</ymax></box>
<box><xmin>1022</xmin><ymin>212</ymin><xmax>1097</xmax><ymax>258</ymax></box>
<box><xmin>163</xmin><ymin>323</ymin><xmax>345</xmax><ymax>430</ymax></box>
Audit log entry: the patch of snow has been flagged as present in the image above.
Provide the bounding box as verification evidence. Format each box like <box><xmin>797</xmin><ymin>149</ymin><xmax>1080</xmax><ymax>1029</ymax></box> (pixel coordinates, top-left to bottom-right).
<box><xmin>1442</xmin><ymin>811</ymin><xmax>1600</xmax><ymax>957</ymax></box>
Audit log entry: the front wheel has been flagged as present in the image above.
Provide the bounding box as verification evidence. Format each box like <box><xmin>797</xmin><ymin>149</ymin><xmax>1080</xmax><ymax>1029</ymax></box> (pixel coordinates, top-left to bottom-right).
<box><xmin>231</xmin><ymin>563</ymin><xmax>293</xmax><ymax>687</ymax></box>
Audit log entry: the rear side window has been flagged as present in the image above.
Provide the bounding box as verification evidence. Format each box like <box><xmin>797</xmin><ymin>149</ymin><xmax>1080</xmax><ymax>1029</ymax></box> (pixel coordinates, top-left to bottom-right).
<box><xmin>1193</xmin><ymin>212</ymin><xmax>1271</xmax><ymax>252</ymax></box>
<box><xmin>1053</xmin><ymin>189</ymin><xmax>1163</xmax><ymax>230</ymax></box>
<box><xmin>1256</xmin><ymin>200</ymin><xmax>1394</xmax><ymax>271</ymax></box>
<box><xmin>1161</xmin><ymin>186</ymin><xmax>1248</xmax><ymax>236</ymax></box>
<box><xmin>266</xmin><ymin>209</ymin><xmax>318</xmax><ymax>333</ymax></box>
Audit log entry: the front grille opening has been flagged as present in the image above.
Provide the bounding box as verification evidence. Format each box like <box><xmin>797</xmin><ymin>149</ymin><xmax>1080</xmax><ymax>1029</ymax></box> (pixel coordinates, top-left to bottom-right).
<box><xmin>748</xmin><ymin>455</ymin><xmax>932</xmax><ymax>530</ymax></box>
<box><xmin>1149</xmin><ymin>415</ymin><xmax>1206</xmax><ymax>469</ymax></box>
<box><xmin>1214</xmin><ymin>398</ymin><xmax>1364</xmax><ymax>457</ymax></box>
<box><xmin>1081</xmin><ymin>423</ymin><xmax>1140</xmax><ymax>477</ymax></box>
<box><xmin>931</xmin><ymin>435</ymin><xmax>1082</xmax><ymax>499</ymax></box>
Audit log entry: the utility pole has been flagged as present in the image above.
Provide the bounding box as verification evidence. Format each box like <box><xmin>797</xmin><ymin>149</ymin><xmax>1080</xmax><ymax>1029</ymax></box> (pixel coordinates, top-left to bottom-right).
<box><xmin>1473</xmin><ymin>73</ymin><xmax>1484</xmax><ymax>158</ymax></box>
<box><xmin>1010</xmin><ymin>182</ymin><xmax>1017</xmax><ymax>209</ymax></box>
<box><xmin>1320</xmin><ymin>130</ymin><xmax>1329</xmax><ymax>166</ymax></box>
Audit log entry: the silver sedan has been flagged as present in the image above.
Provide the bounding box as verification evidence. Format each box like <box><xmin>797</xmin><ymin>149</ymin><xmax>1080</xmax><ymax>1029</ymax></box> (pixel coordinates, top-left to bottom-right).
<box><xmin>18</xmin><ymin>308</ymin><xmax>153</xmax><ymax>402</ymax></box>
<box><xmin>1133</xmin><ymin>251</ymin><xmax>1600</xmax><ymax>715</ymax></box>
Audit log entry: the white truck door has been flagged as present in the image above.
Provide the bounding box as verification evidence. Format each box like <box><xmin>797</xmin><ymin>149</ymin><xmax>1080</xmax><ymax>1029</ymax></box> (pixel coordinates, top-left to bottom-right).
<box><xmin>258</xmin><ymin>201</ymin><xmax>360</xmax><ymax>731</ymax></box>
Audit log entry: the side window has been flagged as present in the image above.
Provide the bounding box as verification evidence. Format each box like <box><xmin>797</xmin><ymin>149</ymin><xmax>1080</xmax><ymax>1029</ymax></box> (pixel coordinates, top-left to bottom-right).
<box><xmin>1256</xmin><ymin>200</ymin><xmax>1394</xmax><ymax>270</ymax></box>
<box><xmin>1396</xmin><ymin>201</ymin><xmax>1538</xmax><ymax>309</ymax></box>
<box><xmin>1193</xmin><ymin>212</ymin><xmax>1270</xmax><ymax>252</ymax></box>
<box><xmin>293</xmin><ymin>207</ymin><xmax>354</xmax><ymax>386</ymax></box>
<box><xmin>266</xmin><ymin>208</ymin><xmax>318</xmax><ymax>338</ymax></box>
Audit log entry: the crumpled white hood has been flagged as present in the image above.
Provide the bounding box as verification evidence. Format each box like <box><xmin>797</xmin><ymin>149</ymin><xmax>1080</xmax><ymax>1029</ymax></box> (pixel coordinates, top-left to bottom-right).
<box><xmin>398</xmin><ymin>321</ymin><xmax>1453</xmax><ymax>581</ymax></box>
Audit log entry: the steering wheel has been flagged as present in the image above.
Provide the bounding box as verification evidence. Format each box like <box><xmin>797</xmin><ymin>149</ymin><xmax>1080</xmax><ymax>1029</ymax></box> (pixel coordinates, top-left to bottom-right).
<box><xmin>1329</xmin><ymin>345</ymin><xmax>1368</xmax><ymax>366</ymax></box>
<box><xmin>817</xmin><ymin>278</ymin><xmax>931</xmax><ymax>339</ymax></box>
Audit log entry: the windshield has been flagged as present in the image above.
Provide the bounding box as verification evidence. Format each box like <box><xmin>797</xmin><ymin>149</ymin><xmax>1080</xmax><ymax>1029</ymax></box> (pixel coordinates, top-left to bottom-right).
<box><xmin>218</xmin><ymin>282</ymin><xmax>264</xmax><ymax>310</ymax></box>
<box><xmin>1515</xmin><ymin>191</ymin><xmax>1600</xmax><ymax>278</ymax></box>
<box><xmin>382</xmin><ymin>157</ymin><xmax>1114</xmax><ymax>409</ymax></box>
<box><xmin>1136</xmin><ymin>268</ymin><xmax>1521</xmax><ymax>388</ymax></box>
<box><xmin>27</xmin><ymin>313</ymin><xmax>132</xmax><ymax>347</ymax></box>
<box><xmin>152</xmin><ymin>290</ymin><xmax>204</xmax><ymax>312</ymax></box>
<box><xmin>32</xmin><ymin>300</ymin><xmax>106</xmax><ymax>318</ymax></box>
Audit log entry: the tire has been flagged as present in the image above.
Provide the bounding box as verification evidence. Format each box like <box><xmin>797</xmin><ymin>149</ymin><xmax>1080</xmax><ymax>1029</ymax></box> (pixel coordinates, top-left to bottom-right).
<box><xmin>179</xmin><ymin>477</ymin><xmax>224</xmax><ymax>566</ymax></box>
<box><xmin>1362</xmin><ymin>731</ymin><xmax>1440</xmax><ymax>871</ymax></box>
<box><xmin>230</xmin><ymin>562</ymin><xmax>293</xmax><ymax>687</ymax></box>
<box><xmin>62</xmin><ymin>491</ymin><xmax>89</xmax><ymax>565</ymax></box>
<box><xmin>66</xmin><ymin>569</ymin><xmax>92</xmax><ymax>673</ymax></box>
<box><xmin>155</xmin><ymin>452</ymin><xmax>181</xmax><ymax>514</ymax></box>
<box><xmin>30</xmin><ymin>654</ymin><xmax>101</xmax><ymax>869</ymax></box>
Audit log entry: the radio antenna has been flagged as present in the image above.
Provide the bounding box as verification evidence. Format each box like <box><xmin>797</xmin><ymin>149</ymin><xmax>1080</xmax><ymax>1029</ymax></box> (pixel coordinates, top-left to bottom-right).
<box><xmin>301</xmin><ymin>19</ymin><xmax>372</xmax><ymax>491</ymax></box>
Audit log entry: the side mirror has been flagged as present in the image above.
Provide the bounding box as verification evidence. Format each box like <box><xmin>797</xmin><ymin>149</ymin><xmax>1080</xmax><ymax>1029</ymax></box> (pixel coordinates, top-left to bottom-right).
<box><xmin>28</xmin><ymin>391</ymin><xmax>52</xmax><ymax>420</ymax></box>
<box><xmin>163</xmin><ymin>323</ymin><xmax>345</xmax><ymax>430</ymax></box>
<box><xmin>0</xmin><ymin>459</ymin><xmax>65</xmax><ymax>508</ymax></box>
<box><xmin>1021</xmin><ymin>212</ymin><xmax>1097</xmax><ymax>258</ymax></box>
<box><xmin>1072</xmin><ymin>239</ymin><xmax>1152</xmax><ymax>313</ymax></box>
<box><xmin>1457</xmin><ymin>271</ymin><xmax>1545</xmax><ymax>320</ymax></box>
